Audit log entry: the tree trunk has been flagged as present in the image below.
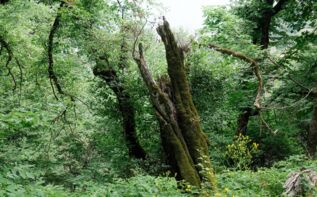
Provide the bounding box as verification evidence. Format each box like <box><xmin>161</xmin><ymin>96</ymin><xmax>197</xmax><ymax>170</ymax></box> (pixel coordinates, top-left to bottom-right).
<box><xmin>133</xmin><ymin>19</ymin><xmax>216</xmax><ymax>189</ymax></box>
<box><xmin>308</xmin><ymin>98</ymin><xmax>317</xmax><ymax>158</ymax></box>
<box><xmin>259</xmin><ymin>0</ymin><xmax>274</xmax><ymax>49</ymax></box>
<box><xmin>236</xmin><ymin>0</ymin><xmax>278</xmax><ymax>134</ymax></box>
<box><xmin>236</xmin><ymin>107</ymin><xmax>259</xmax><ymax>135</ymax></box>
<box><xmin>93</xmin><ymin>55</ymin><xmax>146</xmax><ymax>159</ymax></box>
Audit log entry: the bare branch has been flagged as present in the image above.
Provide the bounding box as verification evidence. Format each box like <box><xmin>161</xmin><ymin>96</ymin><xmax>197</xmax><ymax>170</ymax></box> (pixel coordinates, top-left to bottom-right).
<box><xmin>132</xmin><ymin>20</ymin><xmax>147</xmax><ymax>59</ymax></box>
<box><xmin>208</xmin><ymin>44</ymin><xmax>263</xmax><ymax>109</ymax></box>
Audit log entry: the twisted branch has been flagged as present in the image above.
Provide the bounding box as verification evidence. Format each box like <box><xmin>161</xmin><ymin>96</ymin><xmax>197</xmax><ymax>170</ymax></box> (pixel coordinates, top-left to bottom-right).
<box><xmin>208</xmin><ymin>44</ymin><xmax>263</xmax><ymax>109</ymax></box>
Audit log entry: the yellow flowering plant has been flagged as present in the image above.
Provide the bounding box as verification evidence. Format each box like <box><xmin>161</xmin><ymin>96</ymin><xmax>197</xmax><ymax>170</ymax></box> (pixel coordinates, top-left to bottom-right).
<box><xmin>225</xmin><ymin>134</ymin><xmax>260</xmax><ymax>170</ymax></box>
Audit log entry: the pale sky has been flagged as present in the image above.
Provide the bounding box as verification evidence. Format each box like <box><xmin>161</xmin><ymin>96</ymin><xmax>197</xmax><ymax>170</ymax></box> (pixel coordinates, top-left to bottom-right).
<box><xmin>160</xmin><ymin>0</ymin><xmax>230</xmax><ymax>32</ymax></box>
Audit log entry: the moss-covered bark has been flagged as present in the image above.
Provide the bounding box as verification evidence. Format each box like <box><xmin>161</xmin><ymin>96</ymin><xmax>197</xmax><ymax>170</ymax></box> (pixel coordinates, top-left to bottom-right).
<box><xmin>134</xmin><ymin>19</ymin><xmax>216</xmax><ymax>189</ymax></box>
<box><xmin>134</xmin><ymin>45</ymin><xmax>201</xmax><ymax>186</ymax></box>
<box><xmin>157</xmin><ymin>19</ymin><xmax>216</xmax><ymax>189</ymax></box>
<box><xmin>93</xmin><ymin>55</ymin><xmax>146</xmax><ymax>159</ymax></box>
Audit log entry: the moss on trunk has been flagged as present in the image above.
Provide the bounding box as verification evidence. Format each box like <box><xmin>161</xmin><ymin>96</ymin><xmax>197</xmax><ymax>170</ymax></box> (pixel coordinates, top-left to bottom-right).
<box><xmin>134</xmin><ymin>19</ymin><xmax>216</xmax><ymax>189</ymax></box>
<box><xmin>157</xmin><ymin>19</ymin><xmax>216</xmax><ymax>189</ymax></box>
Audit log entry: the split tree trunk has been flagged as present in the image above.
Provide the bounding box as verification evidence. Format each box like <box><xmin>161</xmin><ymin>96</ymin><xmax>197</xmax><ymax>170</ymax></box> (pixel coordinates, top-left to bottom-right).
<box><xmin>133</xmin><ymin>19</ymin><xmax>216</xmax><ymax>189</ymax></box>
<box><xmin>93</xmin><ymin>55</ymin><xmax>146</xmax><ymax>159</ymax></box>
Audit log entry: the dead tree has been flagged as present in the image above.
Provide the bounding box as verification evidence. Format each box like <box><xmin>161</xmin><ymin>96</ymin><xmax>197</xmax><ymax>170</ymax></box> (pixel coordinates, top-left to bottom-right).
<box><xmin>133</xmin><ymin>19</ymin><xmax>216</xmax><ymax>188</ymax></box>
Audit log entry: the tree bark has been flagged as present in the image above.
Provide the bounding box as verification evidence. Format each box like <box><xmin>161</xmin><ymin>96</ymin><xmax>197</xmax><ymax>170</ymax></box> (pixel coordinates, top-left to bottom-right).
<box><xmin>133</xmin><ymin>19</ymin><xmax>216</xmax><ymax>189</ymax></box>
<box><xmin>93</xmin><ymin>55</ymin><xmax>146</xmax><ymax>159</ymax></box>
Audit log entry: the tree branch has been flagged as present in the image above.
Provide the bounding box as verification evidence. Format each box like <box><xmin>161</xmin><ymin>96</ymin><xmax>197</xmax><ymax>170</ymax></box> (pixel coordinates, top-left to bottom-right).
<box><xmin>0</xmin><ymin>35</ymin><xmax>16</xmax><ymax>91</ymax></box>
<box><xmin>208</xmin><ymin>44</ymin><xmax>263</xmax><ymax>109</ymax></box>
<box><xmin>48</xmin><ymin>1</ymin><xmax>66</xmax><ymax>99</ymax></box>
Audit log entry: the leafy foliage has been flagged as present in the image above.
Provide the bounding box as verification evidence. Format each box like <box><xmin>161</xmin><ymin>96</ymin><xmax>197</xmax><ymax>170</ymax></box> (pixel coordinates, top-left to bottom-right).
<box><xmin>0</xmin><ymin>0</ymin><xmax>316</xmax><ymax>196</ymax></box>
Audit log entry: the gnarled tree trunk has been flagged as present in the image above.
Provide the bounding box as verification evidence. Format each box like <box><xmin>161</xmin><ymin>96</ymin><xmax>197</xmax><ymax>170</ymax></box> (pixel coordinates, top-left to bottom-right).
<box><xmin>133</xmin><ymin>19</ymin><xmax>216</xmax><ymax>189</ymax></box>
<box><xmin>93</xmin><ymin>55</ymin><xmax>146</xmax><ymax>159</ymax></box>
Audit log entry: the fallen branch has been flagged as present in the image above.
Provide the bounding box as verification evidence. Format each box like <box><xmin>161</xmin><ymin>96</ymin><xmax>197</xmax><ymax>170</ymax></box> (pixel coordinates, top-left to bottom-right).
<box><xmin>284</xmin><ymin>168</ymin><xmax>317</xmax><ymax>197</ymax></box>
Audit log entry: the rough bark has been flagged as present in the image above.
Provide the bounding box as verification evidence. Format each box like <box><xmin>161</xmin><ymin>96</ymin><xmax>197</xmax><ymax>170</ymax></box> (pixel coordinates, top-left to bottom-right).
<box><xmin>308</xmin><ymin>97</ymin><xmax>317</xmax><ymax>158</ymax></box>
<box><xmin>93</xmin><ymin>55</ymin><xmax>146</xmax><ymax>159</ymax></box>
<box><xmin>134</xmin><ymin>44</ymin><xmax>201</xmax><ymax>186</ymax></box>
<box><xmin>134</xmin><ymin>19</ymin><xmax>216</xmax><ymax>189</ymax></box>
<box><xmin>284</xmin><ymin>168</ymin><xmax>317</xmax><ymax>196</ymax></box>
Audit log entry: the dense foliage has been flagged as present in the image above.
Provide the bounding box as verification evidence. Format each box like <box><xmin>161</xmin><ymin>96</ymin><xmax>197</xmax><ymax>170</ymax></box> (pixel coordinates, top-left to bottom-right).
<box><xmin>0</xmin><ymin>0</ymin><xmax>316</xmax><ymax>196</ymax></box>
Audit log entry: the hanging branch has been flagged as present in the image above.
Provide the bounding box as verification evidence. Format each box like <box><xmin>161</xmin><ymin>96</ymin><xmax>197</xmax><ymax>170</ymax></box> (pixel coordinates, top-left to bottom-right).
<box><xmin>208</xmin><ymin>44</ymin><xmax>263</xmax><ymax>109</ymax></box>
<box><xmin>0</xmin><ymin>36</ymin><xmax>23</xmax><ymax>91</ymax></box>
<box><xmin>47</xmin><ymin>1</ymin><xmax>66</xmax><ymax>99</ymax></box>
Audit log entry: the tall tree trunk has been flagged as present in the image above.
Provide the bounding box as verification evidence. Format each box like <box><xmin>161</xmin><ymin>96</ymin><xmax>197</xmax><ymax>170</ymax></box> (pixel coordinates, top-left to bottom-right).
<box><xmin>134</xmin><ymin>19</ymin><xmax>216</xmax><ymax>189</ymax></box>
<box><xmin>93</xmin><ymin>56</ymin><xmax>146</xmax><ymax>159</ymax></box>
<box><xmin>236</xmin><ymin>0</ymin><xmax>288</xmax><ymax>134</ymax></box>
<box><xmin>308</xmin><ymin>98</ymin><xmax>317</xmax><ymax>157</ymax></box>
<box><xmin>259</xmin><ymin>0</ymin><xmax>274</xmax><ymax>49</ymax></box>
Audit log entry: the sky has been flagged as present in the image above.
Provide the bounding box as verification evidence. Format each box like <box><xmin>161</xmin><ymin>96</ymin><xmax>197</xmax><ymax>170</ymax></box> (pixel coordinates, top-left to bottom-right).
<box><xmin>160</xmin><ymin>0</ymin><xmax>230</xmax><ymax>32</ymax></box>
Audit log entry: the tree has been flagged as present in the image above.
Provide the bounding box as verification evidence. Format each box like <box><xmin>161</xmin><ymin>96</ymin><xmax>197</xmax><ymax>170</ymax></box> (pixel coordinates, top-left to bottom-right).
<box><xmin>89</xmin><ymin>0</ymin><xmax>147</xmax><ymax>159</ymax></box>
<box><xmin>233</xmin><ymin>0</ymin><xmax>317</xmax><ymax>156</ymax></box>
<box><xmin>133</xmin><ymin>19</ymin><xmax>216</xmax><ymax>188</ymax></box>
<box><xmin>93</xmin><ymin>54</ymin><xmax>146</xmax><ymax>159</ymax></box>
<box><xmin>231</xmin><ymin>0</ymin><xmax>289</xmax><ymax>135</ymax></box>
